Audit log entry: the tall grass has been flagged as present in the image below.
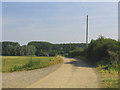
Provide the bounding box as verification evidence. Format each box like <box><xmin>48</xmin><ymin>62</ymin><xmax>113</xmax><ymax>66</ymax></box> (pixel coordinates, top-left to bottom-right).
<box><xmin>97</xmin><ymin>64</ymin><xmax>119</xmax><ymax>88</ymax></box>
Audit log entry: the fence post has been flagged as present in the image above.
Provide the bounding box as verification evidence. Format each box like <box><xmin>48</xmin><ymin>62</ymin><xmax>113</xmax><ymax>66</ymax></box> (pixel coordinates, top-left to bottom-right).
<box><xmin>4</xmin><ymin>59</ymin><xmax>6</xmax><ymax>72</ymax></box>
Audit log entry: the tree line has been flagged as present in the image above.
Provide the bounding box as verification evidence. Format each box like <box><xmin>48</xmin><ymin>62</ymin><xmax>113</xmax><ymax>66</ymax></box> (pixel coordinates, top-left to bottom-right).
<box><xmin>1</xmin><ymin>41</ymin><xmax>86</xmax><ymax>56</ymax></box>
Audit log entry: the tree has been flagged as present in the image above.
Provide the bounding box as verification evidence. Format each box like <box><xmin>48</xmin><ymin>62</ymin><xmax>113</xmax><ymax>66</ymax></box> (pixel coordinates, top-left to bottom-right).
<box><xmin>28</xmin><ymin>41</ymin><xmax>52</xmax><ymax>56</ymax></box>
<box><xmin>21</xmin><ymin>45</ymin><xmax>36</xmax><ymax>56</ymax></box>
<box><xmin>2</xmin><ymin>42</ymin><xmax>20</xmax><ymax>56</ymax></box>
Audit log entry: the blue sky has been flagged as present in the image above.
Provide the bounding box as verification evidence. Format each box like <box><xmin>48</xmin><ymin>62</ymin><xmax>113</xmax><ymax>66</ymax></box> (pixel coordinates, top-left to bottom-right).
<box><xmin>2</xmin><ymin>2</ymin><xmax>118</xmax><ymax>45</ymax></box>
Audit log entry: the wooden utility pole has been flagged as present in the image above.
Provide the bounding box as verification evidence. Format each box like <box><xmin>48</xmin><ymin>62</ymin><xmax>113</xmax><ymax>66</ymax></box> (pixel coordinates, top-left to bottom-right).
<box><xmin>86</xmin><ymin>15</ymin><xmax>88</xmax><ymax>47</ymax></box>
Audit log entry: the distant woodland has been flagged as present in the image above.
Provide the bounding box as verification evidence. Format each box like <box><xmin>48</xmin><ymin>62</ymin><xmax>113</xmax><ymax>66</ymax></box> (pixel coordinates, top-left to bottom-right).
<box><xmin>1</xmin><ymin>41</ymin><xmax>86</xmax><ymax>56</ymax></box>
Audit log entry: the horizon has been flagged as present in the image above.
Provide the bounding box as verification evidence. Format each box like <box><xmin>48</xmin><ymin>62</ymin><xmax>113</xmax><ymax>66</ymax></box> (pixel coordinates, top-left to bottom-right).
<box><xmin>2</xmin><ymin>2</ymin><xmax>118</xmax><ymax>45</ymax></box>
<box><xmin>2</xmin><ymin>36</ymin><xmax>117</xmax><ymax>45</ymax></box>
<box><xmin>2</xmin><ymin>40</ymin><xmax>86</xmax><ymax>45</ymax></box>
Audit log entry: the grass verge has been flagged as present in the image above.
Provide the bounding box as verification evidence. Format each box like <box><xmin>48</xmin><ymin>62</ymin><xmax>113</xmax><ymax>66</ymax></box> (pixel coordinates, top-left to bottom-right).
<box><xmin>96</xmin><ymin>65</ymin><xmax>119</xmax><ymax>88</ymax></box>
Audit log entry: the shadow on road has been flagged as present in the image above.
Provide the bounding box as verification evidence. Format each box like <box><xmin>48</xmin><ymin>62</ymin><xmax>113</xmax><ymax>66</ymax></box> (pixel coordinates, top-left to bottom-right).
<box><xmin>64</xmin><ymin>58</ymin><xmax>96</xmax><ymax>68</ymax></box>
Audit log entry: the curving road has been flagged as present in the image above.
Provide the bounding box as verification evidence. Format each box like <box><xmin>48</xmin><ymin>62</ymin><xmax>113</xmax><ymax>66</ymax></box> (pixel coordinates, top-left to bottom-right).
<box><xmin>27</xmin><ymin>57</ymin><xmax>101</xmax><ymax>88</ymax></box>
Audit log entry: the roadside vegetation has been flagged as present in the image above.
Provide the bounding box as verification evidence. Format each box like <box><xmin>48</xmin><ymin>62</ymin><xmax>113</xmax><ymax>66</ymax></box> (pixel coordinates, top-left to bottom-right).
<box><xmin>68</xmin><ymin>36</ymin><xmax>120</xmax><ymax>88</ymax></box>
<box><xmin>2</xmin><ymin>56</ymin><xmax>63</xmax><ymax>72</ymax></box>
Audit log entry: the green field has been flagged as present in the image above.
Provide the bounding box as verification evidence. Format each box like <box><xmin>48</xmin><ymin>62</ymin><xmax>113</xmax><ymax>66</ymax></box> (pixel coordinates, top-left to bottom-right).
<box><xmin>2</xmin><ymin>56</ymin><xmax>63</xmax><ymax>72</ymax></box>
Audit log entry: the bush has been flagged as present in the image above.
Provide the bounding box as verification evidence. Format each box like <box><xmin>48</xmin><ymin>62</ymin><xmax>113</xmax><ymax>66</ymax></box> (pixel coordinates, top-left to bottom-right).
<box><xmin>26</xmin><ymin>59</ymin><xmax>33</xmax><ymax>67</ymax></box>
<box><xmin>68</xmin><ymin>48</ymin><xmax>84</xmax><ymax>57</ymax></box>
<box><xmin>85</xmin><ymin>36</ymin><xmax>118</xmax><ymax>65</ymax></box>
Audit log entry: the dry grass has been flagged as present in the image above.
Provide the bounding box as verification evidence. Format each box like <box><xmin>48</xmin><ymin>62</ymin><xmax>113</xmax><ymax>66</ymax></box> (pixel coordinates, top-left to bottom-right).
<box><xmin>97</xmin><ymin>66</ymin><xmax>118</xmax><ymax>88</ymax></box>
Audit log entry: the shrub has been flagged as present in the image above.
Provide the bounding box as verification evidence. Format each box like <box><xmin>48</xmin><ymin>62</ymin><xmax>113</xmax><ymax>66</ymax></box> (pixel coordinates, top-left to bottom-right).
<box><xmin>86</xmin><ymin>36</ymin><xmax>118</xmax><ymax>65</ymax></box>
<box><xmin>68</xmin><ymin>48</ymin><xmax>84</xmax><ymax>57</ymax></box>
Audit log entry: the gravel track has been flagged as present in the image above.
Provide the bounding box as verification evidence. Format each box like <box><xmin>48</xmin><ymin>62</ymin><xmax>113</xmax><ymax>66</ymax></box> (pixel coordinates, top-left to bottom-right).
<box><xmin>28</xmin><ymin>57</ymin><xmax>101</xmax><ymax>88</ymax></box>
<box><xmin>2</xmin><ymin>63</ymin><xmax>62</xmax><ymax>88</ymax></box>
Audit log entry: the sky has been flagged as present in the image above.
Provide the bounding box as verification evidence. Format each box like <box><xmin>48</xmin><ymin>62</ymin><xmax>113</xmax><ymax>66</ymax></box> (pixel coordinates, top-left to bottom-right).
<box><xmin>2</xmin><ymin>2</ymin><xmax>118</xmax><ymax>45</ymax></box>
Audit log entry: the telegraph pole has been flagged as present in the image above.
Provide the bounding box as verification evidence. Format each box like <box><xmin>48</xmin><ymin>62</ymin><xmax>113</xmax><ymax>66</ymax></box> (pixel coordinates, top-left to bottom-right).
<box><xmin>86</xmin><ymin>15</ymin><xmax>88</xmax><ymax>47</ymax></box>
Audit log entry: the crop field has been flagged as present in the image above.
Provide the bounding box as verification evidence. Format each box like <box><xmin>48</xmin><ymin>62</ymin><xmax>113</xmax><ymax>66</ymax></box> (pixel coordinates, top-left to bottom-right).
<box><xmin>2</xmin><ymin>56</ymin><xmax>63</xmax><ymax>72</ymax></box>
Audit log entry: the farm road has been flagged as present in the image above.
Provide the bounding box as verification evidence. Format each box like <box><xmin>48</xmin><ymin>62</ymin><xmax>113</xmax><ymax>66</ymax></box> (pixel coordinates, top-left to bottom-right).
<box><xmin>27</xmin><ymin>57</ymin><xmax>101</xmax><ymax>88</ymax></box>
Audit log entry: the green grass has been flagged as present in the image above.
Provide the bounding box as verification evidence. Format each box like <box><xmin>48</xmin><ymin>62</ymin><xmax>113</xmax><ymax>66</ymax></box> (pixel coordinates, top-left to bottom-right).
<box><xmin>2</xmin><ymin>56</ymin><xmax>63</xmax><ymax>72</ymax></box>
